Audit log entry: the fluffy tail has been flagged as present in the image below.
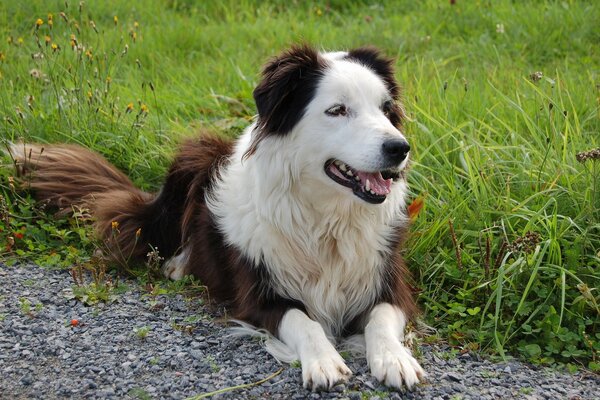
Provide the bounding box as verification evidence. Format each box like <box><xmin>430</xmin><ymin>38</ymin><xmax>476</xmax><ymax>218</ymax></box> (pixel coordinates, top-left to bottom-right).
<box><xmin>7</xmin><ymin>135</ymin><xmax>232</xmax><ymax>265</ymax></box>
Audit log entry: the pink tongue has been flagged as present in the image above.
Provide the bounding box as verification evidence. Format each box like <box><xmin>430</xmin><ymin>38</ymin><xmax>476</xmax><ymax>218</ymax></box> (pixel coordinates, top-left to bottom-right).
<box><xmin>356</xmin><ymin>171</ymin><xmax>392</xmax><ymax>195</ymax></box>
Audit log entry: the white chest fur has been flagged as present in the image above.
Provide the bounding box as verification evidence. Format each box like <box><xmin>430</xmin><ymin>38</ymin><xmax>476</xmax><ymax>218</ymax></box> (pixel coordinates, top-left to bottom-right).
<box><xmin>207</xmin><ymin>129</ymin><xmax>408</xmax><ymax>337</ymax></box>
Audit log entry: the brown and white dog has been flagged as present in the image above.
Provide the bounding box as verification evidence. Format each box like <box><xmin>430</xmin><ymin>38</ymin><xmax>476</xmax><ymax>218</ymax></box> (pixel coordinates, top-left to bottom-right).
<box><xmin>10</xmin><ymin>45</ymin><xmax>425</xmax><ymax>390</ymax></box>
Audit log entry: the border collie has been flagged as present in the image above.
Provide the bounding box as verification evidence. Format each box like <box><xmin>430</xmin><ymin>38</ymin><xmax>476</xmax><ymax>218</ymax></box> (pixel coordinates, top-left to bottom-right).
<box><xmin>9</xmin><ymin>45</ymin><xmax>425</xmax><ymax>390</ymax></box>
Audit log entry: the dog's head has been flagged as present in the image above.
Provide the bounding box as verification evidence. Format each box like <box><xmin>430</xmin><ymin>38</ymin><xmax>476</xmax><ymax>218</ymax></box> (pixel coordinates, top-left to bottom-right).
<box><xmin>250</xmin><ymin>44</ymin><xmax>409</xmax><ymax>205</ymax></box>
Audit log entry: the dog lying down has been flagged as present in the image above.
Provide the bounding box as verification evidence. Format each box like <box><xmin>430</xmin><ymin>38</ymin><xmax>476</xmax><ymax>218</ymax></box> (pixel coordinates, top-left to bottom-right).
<box><xmin>9</xmin><ymin>44</ymin><xmax>425</xmax><ymax>391</ymax></box>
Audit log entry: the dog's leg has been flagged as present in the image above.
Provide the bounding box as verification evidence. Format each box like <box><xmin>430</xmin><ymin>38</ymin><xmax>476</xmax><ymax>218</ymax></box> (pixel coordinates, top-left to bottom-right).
<box><xmin>163</xmin><ymin>248</ymin><xmax>190</xmax><ymax>280</ymax></box>
<box><xmin>279</xmin><ymin>309</ymin><xmax>352</xmax><ymax>390</ymax></box>
<box><xmin>365</xmin><ymin>303</ymin><xmax>425</xmax><ymax>390</ymax></box>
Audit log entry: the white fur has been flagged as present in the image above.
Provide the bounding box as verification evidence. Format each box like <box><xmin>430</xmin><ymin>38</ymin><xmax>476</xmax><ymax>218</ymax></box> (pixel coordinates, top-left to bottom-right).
<box><xmin>365</xmin><ymin>303</ymin><xmax>425</xmax><ymax>389</ymax></box>
<box><xmin>279</xmin><ymin>309</ymin><xmax>351</xmax><ymax>390</ymax></box>
<box><xmin>206</xmin><ymin>50</ymin><xmax>421</xmax><ymax>390</ymax></box>
<box><xmin>163</xmin><ymin>248</ymin><xmax>190</xmax><ymax>280</ymax></box>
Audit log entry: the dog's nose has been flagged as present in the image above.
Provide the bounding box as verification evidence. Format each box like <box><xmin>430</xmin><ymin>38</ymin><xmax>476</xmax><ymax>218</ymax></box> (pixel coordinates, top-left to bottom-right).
<box><xmin>382</xmin><ymin>139</ymin><xmax>410</xmax><ymax>164</ymax></box>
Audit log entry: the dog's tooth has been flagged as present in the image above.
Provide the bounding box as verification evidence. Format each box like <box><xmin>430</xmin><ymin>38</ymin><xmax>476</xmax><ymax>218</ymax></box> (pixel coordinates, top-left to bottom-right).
<box><xmin>339</xmin><ymin>163</ymin><xmax>347</xmax><ymax>172</ymax></box>
<box><xmin>346</xmin><ymin>170</ymin><xmax>353</xmax><ymax>177</ymax></box>
<box><xmin>334</xmin><ymin>160</ymin><xmax>341</xmax><ymax>166</ymax></box>
<box><xmin>370</xmin><ymin>190</ymin><xmax>375</xmax><ymax>195</ymax></box>
<box><xmin>365</xmin><ymin>179</ymin><xmax>371</xmax><ymax>192</ymax></box>
<box><xmin>355</xmin><ymin>176</ymin><xmax>360</xmax><ymax>181</ymax></box>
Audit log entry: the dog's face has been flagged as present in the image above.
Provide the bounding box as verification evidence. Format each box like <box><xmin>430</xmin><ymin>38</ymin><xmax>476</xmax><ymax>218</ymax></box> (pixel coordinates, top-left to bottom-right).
<box><xmin>252</xmin><ymin>45</ymin><xmax>409</xmax><ymax>205</ymax></box>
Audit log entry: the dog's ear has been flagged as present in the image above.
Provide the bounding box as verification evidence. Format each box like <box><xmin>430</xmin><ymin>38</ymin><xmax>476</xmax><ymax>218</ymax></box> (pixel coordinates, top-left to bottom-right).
<box><xmin>346</xmin><ymin>46</ymin><xmax>405</xmax><ymax>127</ymax></box>
<box><xmin>249</xmin><ymin>44</ymin><xmax>326</xmax><ymax>155</ymax></box>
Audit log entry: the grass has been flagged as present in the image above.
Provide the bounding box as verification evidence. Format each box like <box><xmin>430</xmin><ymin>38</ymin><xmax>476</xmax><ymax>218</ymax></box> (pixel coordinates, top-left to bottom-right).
<box><xmin>0</xmin><ymin>0</ymin><xmax>599</xmax><ymax>371</ymax></box>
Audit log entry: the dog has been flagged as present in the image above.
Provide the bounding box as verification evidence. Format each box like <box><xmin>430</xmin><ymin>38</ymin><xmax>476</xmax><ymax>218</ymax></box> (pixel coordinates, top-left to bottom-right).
<box><xmin>9</xmin><ymin>44</ymin><xmax>425</xmax><ymax>390</ymax></box>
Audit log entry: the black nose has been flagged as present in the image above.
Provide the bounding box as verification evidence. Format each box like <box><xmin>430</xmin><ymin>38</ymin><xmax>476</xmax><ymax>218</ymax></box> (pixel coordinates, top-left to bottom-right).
<box><xmin>382</xmin><ymin>139</ymin><xmax>410</xmax><ymax>164</ymax></box>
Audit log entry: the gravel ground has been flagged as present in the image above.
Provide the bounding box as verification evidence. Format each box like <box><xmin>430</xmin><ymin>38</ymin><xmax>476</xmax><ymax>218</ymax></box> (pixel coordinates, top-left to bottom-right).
<box><xmin>0</xmin><ymin>263</ymin><xmax>598</xmax><ymax>400</ymax></box>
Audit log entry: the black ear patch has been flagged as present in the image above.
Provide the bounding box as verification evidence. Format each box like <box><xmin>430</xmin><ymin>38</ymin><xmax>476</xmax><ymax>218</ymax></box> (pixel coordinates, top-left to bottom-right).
<box><xmin>248</xmin><ymin>44</ymin><xmax>327</xmax><ymax>156</ymax></box>
<box><xmin>346</xmin><ymin>46</ymin><xmax>405</xmax><ymax>128</ymax></box>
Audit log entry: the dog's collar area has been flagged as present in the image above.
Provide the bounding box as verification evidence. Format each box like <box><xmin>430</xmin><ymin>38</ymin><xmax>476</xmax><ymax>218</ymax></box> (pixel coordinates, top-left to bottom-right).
<box><xmin>324</xmin><ymin>159</ymin><xmax>399</xmax><ymax>204</ymax></box>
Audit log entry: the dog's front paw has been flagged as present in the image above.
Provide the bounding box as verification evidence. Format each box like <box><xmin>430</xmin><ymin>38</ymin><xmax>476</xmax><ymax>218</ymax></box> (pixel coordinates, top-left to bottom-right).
<box><xmin>301</xmin><ymin>351</ymin><xmax>352</xmax><ymax>391</ymax></box>
<box><xmin>368</xmin><ymin>338</ymin><xmax>425</xmax><ymax>390</ymax></box>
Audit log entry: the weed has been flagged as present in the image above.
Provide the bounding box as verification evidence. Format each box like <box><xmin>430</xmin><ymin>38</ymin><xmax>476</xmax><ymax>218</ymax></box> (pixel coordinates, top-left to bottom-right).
<box><xmin>480</xmin><ymin>370</ymin><xmax>499</xmax><ymax>379</ymax></box>
<box><xmin>204</xmin><ymin>355</ymin><xmax>220</xmax><ymax>373</ymax></box>
<box><xmin>352</xmin><ymin>390</ymin><xmax>390</xmax><ymax>400</ymax></box>
<box><xmin>18</xmin><ymin>297</ymin><xmax>41</xmax><ymax>316</ymax></box>
<box><xmin>22</xmin><ymin>279</ymin><xmax>35</xmax><ymax>287</ymax></box>
<box><xmin>519</xmin><ymin>387</ymin><xmax>533</xmax><ymax>395</ymax></box>
<box><xmin>290</xmin><ymin>360</ymin><xmax>301</xmax><ymax>369</ymax></box>
<box><xmin>171</xmin><ymin>321</ymin><xmax>194</xmax><ymax>335</ymax></box>
<box><xmin>128</xmin><ymin>388</ymin><xmax>152</xmax><ymax>400</ymax></box>
<box><xmin>18</xmin><ymin>298</ymin><xmax>31</xmax><ymax>315</ymax></box>
<box><xmin>133</xmin><ymin>326</ymin><xmax>150</xmax><ymax>340</ymax></box>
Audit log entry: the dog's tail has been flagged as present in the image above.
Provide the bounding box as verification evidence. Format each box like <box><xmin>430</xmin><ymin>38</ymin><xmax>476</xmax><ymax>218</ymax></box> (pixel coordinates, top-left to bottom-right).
<box><xmin>7</xmin><ymin>135</ymin><xmax>232</xmax><ymax>264</ymax></box>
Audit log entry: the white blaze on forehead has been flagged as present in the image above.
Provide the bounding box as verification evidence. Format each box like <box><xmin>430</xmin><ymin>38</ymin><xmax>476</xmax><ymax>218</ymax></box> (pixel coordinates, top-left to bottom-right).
<box><xmin>321</xmin><ymin>51</ymin><xmax>348</xmax><ymax>61</ymax></box>
<box><xmin>313</xmin><ymin>58</ymin><xmax>391</xmax><ymax>110</ymax></box>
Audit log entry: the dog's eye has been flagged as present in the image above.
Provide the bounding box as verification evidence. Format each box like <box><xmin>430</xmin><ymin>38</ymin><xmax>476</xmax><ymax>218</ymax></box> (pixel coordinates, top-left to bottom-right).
<box><xmin>382</xmin><ymin>100</ymin><xmax>394</xmax><ymax>117</ymax></box>
<box><xmin>325</xmin><ymin>104</ymin><xmax>347</xmax><ymax>117</ymax></box>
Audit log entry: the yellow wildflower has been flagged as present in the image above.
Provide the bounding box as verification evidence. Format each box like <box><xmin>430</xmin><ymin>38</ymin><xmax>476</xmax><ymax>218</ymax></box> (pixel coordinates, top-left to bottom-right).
<box><xmin>126</xmin><ymin>102</ymin><xmax>134</xmax><ymax>113</ymax></box>
<box><xmin>106</xmin><ymin>76</ymin><xmax>112</xmax><ymax>84</ymax></box>
<box><xmin>111</xmin><ymin>221</ymin><xmax>119</xmax><ymax>230</ymax></box>
<box><xmin>85</xmin><ymin>49</ymin><xmax>93</xmax><ymax>60</ymax></box>
<box><xmin>48</xmin><ymin>20</ymin><xmax>53</xmax><ymax>29</ymax></box>
<box><xmin>87</xmin><ymin>91</ymin><xmax>92</xmax><ymax>99</ymax></box>
<box><xmin>35</xmin><ymin>18</ymin><xmax>44</xmax><ymax>27</ymax></box>
<box><xmin>140</xmin><ymin>104</ymin><xmax>148</xmax><ymax>113</ymax></box>
<box><xmin>44</xmin><ymin>35</ymin><xmax>51</xmax><ymax>45</ymax></box>
<box><xmin>134</xmin><ymin>21</ymin><xmax>139</xmax><ymax>28</ymax></box>
<box><xmin>17</xmin><ymin>37</ymin><xmax>24</xmax><ymax>45</ymax></box>
<box><xmin>48</xmin><ymin>13</ymin><xmax>53</xmax><ymax>21</ymax></box>
<box><xmin>113</xmin><ymin>15</ymin><xmax>118</xmax><ymax>25</ymax></box>
<box><xmin>51</xmin><ymin>43</ymin><xmax>59</xmax><ymax>52</ymax></box>
<box><xmin>130</xmin><ymin>31</ymin><xmax>137</xmax><ymax>42</ymax></box>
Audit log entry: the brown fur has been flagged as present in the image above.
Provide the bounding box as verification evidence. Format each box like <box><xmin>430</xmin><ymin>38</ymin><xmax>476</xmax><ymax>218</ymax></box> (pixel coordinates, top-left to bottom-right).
<box><xmin>10</xmin><ymin>134</ymin><xmax>232</xmax><ymax>264</ymax></box>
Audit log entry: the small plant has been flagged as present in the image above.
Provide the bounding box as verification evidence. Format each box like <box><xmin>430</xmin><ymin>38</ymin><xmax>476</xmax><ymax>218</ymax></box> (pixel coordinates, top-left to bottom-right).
<box><xmin>519</xmin><ymin>387</ymin><xmax>533</xmax><ymax>395</ymax></box>
<box><xmin>18</xmin><ymin>297</ymin><xmax>31</xmax><ymax>315</ymax></box>
<box><xmin>171</xmin><ymin>321</ymin><xmax>194</xmax><ymax>334</ymax></box>
<box><xmin>204</xmin><ymin>355</ymin><xmax>220</xmax><ymax>373</ymax></box>
<box><xmin>355</xmin><ymin>390</ymin><xmax>390</xmax><ymax>400</ymax></box>
<box><xmin>67</xmin><ymin>258</ymin><xmax>129</xmax><ymax>305</ymax></box>
<box><xmin>134</xmin><ymin>326</ymin><xmax>151</xmax><ymax>340</ymax></box>
<box><xmin>128</xmin><ymin>388</ymin><xmax>152</xmax><ymax>400</ymax></box>
<box><xmin>290</xmin><ymin>360</ymin><xmax>301</xmax><ymax>369</ymax></box>
<box><xmin>18</xmin><ymin>297</ymin><xmax>42</xmax><ymax>316</ymax></box>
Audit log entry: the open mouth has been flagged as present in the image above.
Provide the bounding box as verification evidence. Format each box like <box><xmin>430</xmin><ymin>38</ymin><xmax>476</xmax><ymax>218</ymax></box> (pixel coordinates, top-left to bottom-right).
<box><xmin>324</xmin><ymin>159</ymin><xmax>400</xmax><ymax>204</ymax></box>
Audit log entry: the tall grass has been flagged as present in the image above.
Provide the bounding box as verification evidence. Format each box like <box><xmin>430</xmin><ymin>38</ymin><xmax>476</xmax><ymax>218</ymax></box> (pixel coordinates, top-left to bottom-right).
<box><xmin>0</xmin><ymin>0</ymin><xmax>598</xmax><ymax>370</ymax></box>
